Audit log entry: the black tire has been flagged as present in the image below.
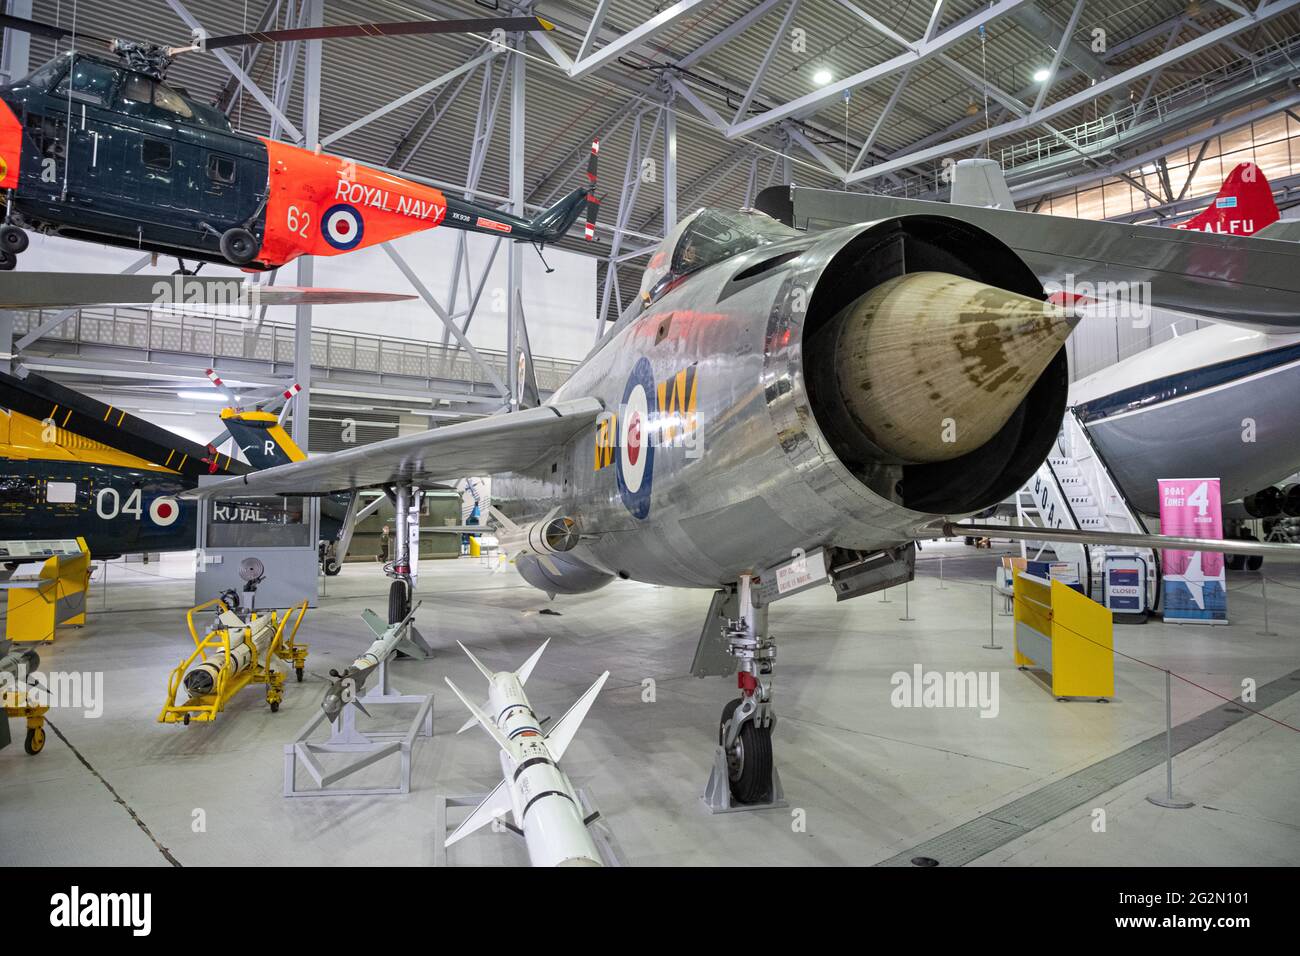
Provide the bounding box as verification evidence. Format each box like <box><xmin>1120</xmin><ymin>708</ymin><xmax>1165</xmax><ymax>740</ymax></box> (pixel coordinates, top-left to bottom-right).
<box><xmin>24</xmin><ymin>726</ymin><xmax>45</xmax><ymax>755</ymax></box>
<box><xmin>295</xmin><ymin>667</ymin><xmax>304</xmax><ymax>683</ymax></box>
<box><xmin>1</xmin><ymin>225</ymin><xmax>28</xmax><ymax>254</ymax></box>
<box><xmin>270</xmin><ymin>700</ymin><xmax>280</xmax><ymax>713</ymax></box>
<box><xmin>719</xmin><ymin>698</ymin><xmax>774</xmax><ymax>805</ymax></box>
<box><xmin>219</xmin><ymin>227</ymin><xmax>258</xmax><ymax>265</ymax></box>
<box><xmin>1240</xmin><ymin>531</ymin><xmax>1264</xmax><ymax>572</ymax></box>
<box><xmin>323</xmin><ymin>557</ymin><xmax>342</xmax><ymax>576</ymax></box>
<box><xmin>0</xmin><ymin>249</ymin><xmax>14</xmax><ymax>271</ymax></box>
<box><xmin>388</xmin><ymin>578</ymin><xmax>409</xmax><ymax>625</ymax></box>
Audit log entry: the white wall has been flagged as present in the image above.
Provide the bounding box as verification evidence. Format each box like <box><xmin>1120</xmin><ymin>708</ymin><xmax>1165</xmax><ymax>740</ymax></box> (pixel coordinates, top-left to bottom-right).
<box><xmin>23</xmin><ymin>224</ymin><xmax>598</xmax><ymax>360</ymax></box>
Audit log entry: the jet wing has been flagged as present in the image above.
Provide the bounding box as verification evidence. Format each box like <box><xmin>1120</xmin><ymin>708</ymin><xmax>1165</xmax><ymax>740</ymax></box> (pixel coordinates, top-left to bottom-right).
<box><xmin>181</xmin><ymin>398</ymin><xmax>604</xmax><ymax>498</ymax></box>
<box><xmin>0</xmin><ymin>273</ymin><xmax>415</xmax><ymax>308</ymax></box>
<box><xmin>1255</xmin><ymin>219</ymin><xmax>1300</xmax><ymax>242</ymax></box>
<box><xmin>791</xmin><ymin>189</ymin><xmax>1300</xmax><ymax>333</ymax></box>
<box><xmin>946</xmin><ymin>522</ymin><xmax>1300</xmax><ymax>561</ymax></box>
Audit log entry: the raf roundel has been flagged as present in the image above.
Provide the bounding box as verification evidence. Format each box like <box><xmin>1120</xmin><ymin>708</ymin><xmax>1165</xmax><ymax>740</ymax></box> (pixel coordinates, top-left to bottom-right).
<box><xmin>616</xmin><ymin>357</ymin><xmax>657</xmax><ymax>520</ymax></box>
<box><xmin>322</xmin><ymin>203</ymin><xmax>365</xmax><ymax>250</ymax></box>
<box><xmin>149</xmin><ymin>496</ymin><xmax>180</xmax><ymax>527</ymax></box>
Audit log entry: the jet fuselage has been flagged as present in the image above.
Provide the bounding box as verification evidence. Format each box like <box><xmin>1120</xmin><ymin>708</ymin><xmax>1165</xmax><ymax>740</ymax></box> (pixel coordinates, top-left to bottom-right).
<box><xmin>492</xmin><ymin>214</ymin><xmax>1071</xmax><ymax>594</ymax></box>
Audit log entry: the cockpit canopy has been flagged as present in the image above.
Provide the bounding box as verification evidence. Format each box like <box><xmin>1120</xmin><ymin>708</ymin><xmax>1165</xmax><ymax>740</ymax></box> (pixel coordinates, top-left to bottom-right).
<box><xmin>639</xmin><ymin>207</ymin><xmax>800</xmax><ymax>305</ymax></box>
<box><xmin>10</xmin><ymin>52</ymin><xmax>233</xmax><ymax>133</ymax></box>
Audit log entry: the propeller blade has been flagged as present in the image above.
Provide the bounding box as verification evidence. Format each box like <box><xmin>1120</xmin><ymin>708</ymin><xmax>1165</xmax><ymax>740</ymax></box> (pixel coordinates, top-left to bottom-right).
<box><xmin>0</xmin><ymin>13</ymin><xmax>112</xmax><ymax>46</ymax></box>
<box><xmin>201</xmin><ymin>16</ymin><xmax>553</xmax><ymax>51</ymax></box>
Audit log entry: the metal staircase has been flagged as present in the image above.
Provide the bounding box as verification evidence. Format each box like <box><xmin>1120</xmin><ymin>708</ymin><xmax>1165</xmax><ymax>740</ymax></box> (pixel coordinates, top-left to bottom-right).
<box><xmin>1016</xmin><ymin>407</ymin><xmax>1158</xmax><ymax>605</ymax></box>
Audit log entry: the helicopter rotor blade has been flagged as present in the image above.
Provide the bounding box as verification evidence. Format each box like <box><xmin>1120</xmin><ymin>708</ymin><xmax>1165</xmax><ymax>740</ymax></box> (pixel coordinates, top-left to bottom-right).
<box><xmin>199</xmin><ymin>16</ymin><xmax>554</xmax><ymax>51</ymax></box>
<box><xmin>0</xmin><ymin>13</ymin><xmax>113</xmax><ymax>47</ymax></box>
<box><xmin>584</xmin><ymin>137</ymin><xmax>600</xmax><ymax>242</ymax></box>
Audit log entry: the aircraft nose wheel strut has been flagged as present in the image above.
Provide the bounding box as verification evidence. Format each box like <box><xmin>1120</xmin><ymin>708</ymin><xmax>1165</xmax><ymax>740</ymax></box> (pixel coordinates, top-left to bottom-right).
<box><xmin>704</xmin><ymin>572</ymin><xmax>787</xmax><ymax>813</ymax></box>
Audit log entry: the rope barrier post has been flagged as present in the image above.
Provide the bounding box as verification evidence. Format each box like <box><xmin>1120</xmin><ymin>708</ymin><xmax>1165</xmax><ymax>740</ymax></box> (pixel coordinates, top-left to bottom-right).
<box><xmin>1258</xmin><ymin>575</ymin><xmax>1277</xmax><ymax>636</ymax></box>
<box><xmin>1146</xmin><ymin>669</ymin><xmax>1194</xmax><ymax>809</ymax></box>
<box><xmin>879</xmin><ymin>587</ymin><xmax>891</xmax><ymax>604</ymax></box>
<box><xmin>938</xmin><ymin>555</ymin><xmax>946</xmax><ymax>589</ymax></box>
<box><xmin>983</xmin><ymin>585</ymin><xmax>1003</xmax><ymax>650</ymax></box>
<box><xmin>899</xmin><ymin>580</ymin><xmax>914</xmax><ymax>622</ymax></box>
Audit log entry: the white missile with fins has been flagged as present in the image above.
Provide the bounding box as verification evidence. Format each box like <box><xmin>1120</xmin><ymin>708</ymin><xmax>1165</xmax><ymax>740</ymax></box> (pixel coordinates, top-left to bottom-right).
<box><xmin>444</xmin><ymin>639</ymin><xmax>609</xmax><ymax>867</ymax></box>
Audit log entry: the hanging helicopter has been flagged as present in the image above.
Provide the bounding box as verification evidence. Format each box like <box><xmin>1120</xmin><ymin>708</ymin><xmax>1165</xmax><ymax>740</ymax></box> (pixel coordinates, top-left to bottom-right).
<box><xmin>0</xmin><ymin>12</ymin><xmax>599</xmax><ymax>272</ymax></box>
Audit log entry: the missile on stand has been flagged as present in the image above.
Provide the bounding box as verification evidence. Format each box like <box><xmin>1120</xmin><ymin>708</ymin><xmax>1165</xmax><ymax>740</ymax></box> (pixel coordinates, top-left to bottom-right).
<box><xmin>320</xmin><ymin>603</ymin><xmax>421</xmax><ymax>722</ymax></box>
<box><xmin>183</xmin><ymin>610</ymin><xmax>277</xmax><ymax>696</ymax></box>
<box><xmin>444</xmin><ymin>639</ymin><xmax>609</xmax><ymax>867</ymax></box>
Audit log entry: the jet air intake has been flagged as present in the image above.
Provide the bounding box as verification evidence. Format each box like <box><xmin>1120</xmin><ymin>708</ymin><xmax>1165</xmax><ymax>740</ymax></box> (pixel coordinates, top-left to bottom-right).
<box><xmin>800</xmin><ymin>215</ymin><xmax>1071</xmax><ymax>516</ymax></box>
<box><xmin>811</xmin><ymin>271</ymin><xmax>1077</xmax><ymax>463</ymax></box>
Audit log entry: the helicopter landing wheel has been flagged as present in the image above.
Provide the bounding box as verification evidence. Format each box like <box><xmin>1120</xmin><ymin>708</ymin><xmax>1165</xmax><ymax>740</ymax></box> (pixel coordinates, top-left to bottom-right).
<box><xmin>0</xmin><ymin>249</ymin><xmax>15</xmax><ymax>271</ymax></box>
<box><xmin>219</xmin><ymin>227</ymin><xmax>258</xmax><ymax>265</ymax></box>
<box><xmin>0</xmin><ymin>225</ymin><xmax>28</xmax><ymax>255</ymax></box>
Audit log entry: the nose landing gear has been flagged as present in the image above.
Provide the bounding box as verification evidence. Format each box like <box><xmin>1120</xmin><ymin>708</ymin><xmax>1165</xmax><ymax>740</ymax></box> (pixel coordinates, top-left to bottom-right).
<box><xmin>703</xmin><ymin>572</ymin><xmax>787</xmax><ymax>812</ymax></box>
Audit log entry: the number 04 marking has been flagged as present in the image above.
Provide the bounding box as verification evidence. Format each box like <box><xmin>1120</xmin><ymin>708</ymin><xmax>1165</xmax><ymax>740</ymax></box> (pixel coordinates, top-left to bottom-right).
<box><xmin>287</xmin><ymin>205</ymin><xmax>311</xmax><ymax>237</ymax></box>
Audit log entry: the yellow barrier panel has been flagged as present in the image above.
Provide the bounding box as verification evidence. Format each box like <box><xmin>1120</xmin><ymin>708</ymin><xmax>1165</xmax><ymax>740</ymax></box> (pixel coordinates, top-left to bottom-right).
<box><xmin>1013</xmin><ymin>574</ymin><xmax>1114</xmax><ymax>701</ymax></box>
<box><xmin>4</xmin><ymin>537</ymin><xmax>90</xmax><ymax>643</ymax></box>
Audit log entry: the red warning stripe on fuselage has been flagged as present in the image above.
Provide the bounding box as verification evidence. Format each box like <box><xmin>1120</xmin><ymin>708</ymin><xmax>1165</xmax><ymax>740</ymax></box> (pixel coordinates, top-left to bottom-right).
<box><xmin>259</xmin><ymin>139</ymin><xmax>448</xmax><ymax>267</ymax></box>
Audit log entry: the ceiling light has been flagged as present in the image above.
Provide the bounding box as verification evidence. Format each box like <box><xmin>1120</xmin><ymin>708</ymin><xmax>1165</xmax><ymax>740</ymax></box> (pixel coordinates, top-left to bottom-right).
<box><xmin>176</xmin><ymin>391</ymin><xmax>231</xmax><ymax>402</ymax></box>
<box><xmin>1033</xmin><ymin>68</ymin><xmax>1051</xmax><ymax>82</ymax></box>
<box><xmin>813</xmin><ymin>69</ymin><xmax>833</xmax><ymax>86</ymax></box>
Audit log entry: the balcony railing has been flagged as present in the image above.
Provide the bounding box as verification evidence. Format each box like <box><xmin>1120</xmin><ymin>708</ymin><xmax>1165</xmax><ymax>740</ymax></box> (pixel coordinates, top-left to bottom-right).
<box><xmin>12</xmin><ymin>306</ymin><xmax>581</xmax><ymax>394</ymax></box>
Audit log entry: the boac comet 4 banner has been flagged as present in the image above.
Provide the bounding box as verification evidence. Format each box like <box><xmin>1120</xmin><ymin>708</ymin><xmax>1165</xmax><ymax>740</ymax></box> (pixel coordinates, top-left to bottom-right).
<box><xmin>1158</xmin><ymin>478</ymin><xmax>1228</xmax><ymax>624</ymax></box>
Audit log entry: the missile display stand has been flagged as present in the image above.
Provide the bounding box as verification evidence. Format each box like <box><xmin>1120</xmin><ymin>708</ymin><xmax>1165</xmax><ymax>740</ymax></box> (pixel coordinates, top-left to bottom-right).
<box><xmin>434</xmin><ymin>785</ymin><xmax>626</xmax><ymax>867</ymax></box>
<box><xmin>703</xmin><ymin>572</ymin><xmax>788</xmax><ymax>814</ymax></box>
<box><xmin>284</xmin><ymin>654</ymin><xmax>433</xmax><ymax>798</ymax></box>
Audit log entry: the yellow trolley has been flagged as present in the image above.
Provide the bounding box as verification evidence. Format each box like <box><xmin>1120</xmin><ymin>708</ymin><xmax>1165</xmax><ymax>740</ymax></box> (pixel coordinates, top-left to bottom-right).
<box><xmin>159</xmin><ymin>598</ymin><xmax>309</xmax><ymax>725</ymax></box>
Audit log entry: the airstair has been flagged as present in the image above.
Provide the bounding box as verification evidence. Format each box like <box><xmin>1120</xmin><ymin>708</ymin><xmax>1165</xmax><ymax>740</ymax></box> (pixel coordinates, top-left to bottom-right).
<box><xmin>1015</xmin><ymin>407</ymin><xmax>1159</xmax><ymax>606</ymax></box>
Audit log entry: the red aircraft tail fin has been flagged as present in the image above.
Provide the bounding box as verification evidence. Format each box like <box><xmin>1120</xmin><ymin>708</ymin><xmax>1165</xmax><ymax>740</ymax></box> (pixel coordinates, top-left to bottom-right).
<box><xmin>1176</xmin><ymin>161</ymin><xmax>1279</xmax><ymax>236</ymax></box>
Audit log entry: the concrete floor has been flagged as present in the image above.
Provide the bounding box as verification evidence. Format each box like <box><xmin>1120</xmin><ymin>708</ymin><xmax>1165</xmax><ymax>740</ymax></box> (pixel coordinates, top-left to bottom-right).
<box><xmin>2</xmin><ymin>542</ymin><xmax>1297</xmax><ymax>867</ymax></box>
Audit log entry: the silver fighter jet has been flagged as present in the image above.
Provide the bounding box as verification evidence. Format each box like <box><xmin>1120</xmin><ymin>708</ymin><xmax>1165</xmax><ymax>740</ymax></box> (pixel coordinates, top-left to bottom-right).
<box><xmin>185</xmin><ymin>208</ymin><xmax>1300</xmax><ymax>806</ymax></box>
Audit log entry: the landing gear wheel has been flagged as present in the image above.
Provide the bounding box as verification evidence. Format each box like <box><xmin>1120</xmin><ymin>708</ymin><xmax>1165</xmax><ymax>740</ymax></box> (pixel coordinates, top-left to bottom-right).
<box><xmin>388</xmin><ymin>578</ymin><xmax>410</xmax><ymax>625</ymax></box>
<box><xmin>219</xmin><ymin>227</ymin><xmax>258</xmax><ymax>265</ymax></box>
<box><xmin>0</xmin><ymin>249</ymin><xmax>14</xmax><ymax>271</ymax></box>
<box><xmin>1</xmin><ymin>225</ymin><xmax>28</xmax><ymax>254</ymax></box>
<box><xmin>270</xmin><ymin>700</ymin><xmax>280</xmax><ymax>713</ymax></box>
<box><xmin>295</xmin><ymin>667</ymin><xmax>304</xmax><ymax>683</ymax></box>
<box><xmin>719</xmin><ymin>698</ymin><xmax>773</xmax><ymax>805</ymax></box>
<box><xmin>1240</xmin><ymin>531</ymin><xmax>1263</xmax><ymax>572</ymax></box>
<box><xmin>24</xmin><ymin>726</ymin><xmax>45</xmax><ymax>755</ymax></box>
<box><xmin>323</xmin><ymin>557</ymin><xmax>341</xmax><ymax>576</ymax></box>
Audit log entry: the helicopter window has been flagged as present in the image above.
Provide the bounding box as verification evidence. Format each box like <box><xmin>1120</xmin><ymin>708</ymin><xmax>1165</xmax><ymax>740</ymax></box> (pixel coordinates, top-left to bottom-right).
<box><xmin>119</xmin><ymin>74</ymin><xmax>153</xmax><ymax>109</ymax></box>
<box><xmin>25</xmin><ymin>113</ymin><xmax>66</xmax><ymax>160</ymax></box>
<box><xmin>206</xmin><ymin>153</ymin><xmax>237</xmax><ymax>185</ymax></box>
<box><xmin>142</xmin><ymin>138</ymin><xmax>172</xmax><ymax>171</ymax></box>
<box><xmin>152</xmin><ymin>82</ymin><xmax>194</xmax><ymax>119</ymax></box>
<box><xmin>22</xmin><ymin>58</ymin><xmax>67</xmax><ymax>91</ymax></box>
<box><xmin>52</xmin><ymin>58</ymin><xmax>119</xmax><ymax>106</ymax></box>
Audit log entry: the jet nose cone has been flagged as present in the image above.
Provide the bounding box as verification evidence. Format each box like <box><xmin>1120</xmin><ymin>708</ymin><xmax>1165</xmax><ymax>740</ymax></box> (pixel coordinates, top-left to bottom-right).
<box><xmin>821</xmin><ymin>271</ymin><xmax>1076</xmax><ymax>464</ymax></box>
